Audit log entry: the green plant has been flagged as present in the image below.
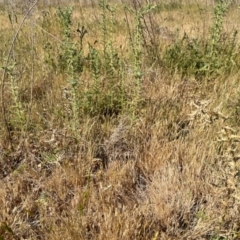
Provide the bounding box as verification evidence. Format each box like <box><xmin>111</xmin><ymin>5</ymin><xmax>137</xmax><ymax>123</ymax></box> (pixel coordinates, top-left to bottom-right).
<box><xmin>210</xmin><ymin>0</ymin><xmax>231</xmax><ymax>55</ymax></box>
<box><xmin>126</xmin><ymin>3</ymin><xmax>156</xmax><ymax>83</ymax></box>
<box><xmin>123</xmin><ymin>2</ymin><xmax>156</xmax><ymax>116</ymax></box>
<box><xmin>81</xmin><ymin>0</ymin><xmax>127</xmax><ymax>118</ymax></box>
<box><xmin>162</xmin><ymin>0</ymin><xmax>237</xmax><ymax>79</ymax></box>
<box><xmin>7</xmin><ymin>62</ymin><xmax>26</xmax><ymax>131</ymax></box>
<box><xmin>57</xmin><ymin>6</ymin><xmax>86</xmax><ymax>130</ymax></box>
<box><xmin>100</xmin><ymin>1</ymin><xmax>120</xmax><ymax>78</ymax></box>
<box><xmin>58</xmin><ymin>6</ymin><xmax>85</xmax><ymax>75</ymax></box>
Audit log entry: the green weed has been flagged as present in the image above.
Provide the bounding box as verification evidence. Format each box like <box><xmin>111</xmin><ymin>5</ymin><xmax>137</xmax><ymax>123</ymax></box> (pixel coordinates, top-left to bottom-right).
<box><xmin>163</xmin><ymin>0</ymin><xmax>238</xmax><ymax>79</ymax></box>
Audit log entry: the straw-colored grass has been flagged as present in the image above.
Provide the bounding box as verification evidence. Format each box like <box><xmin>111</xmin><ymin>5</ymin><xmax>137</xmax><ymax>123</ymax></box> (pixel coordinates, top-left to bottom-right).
<box><xmin>1</xmin><ymin>1</ymin><xmax>240</xmax><ymax>239</ymax></box>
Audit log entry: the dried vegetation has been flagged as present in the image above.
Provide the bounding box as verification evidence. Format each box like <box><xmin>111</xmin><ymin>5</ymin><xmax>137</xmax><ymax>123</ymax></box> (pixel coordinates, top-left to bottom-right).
<box><xmin>1</xmin><ymin>0</ymin><xmax>240</xmax><ymax>239</ymax></box>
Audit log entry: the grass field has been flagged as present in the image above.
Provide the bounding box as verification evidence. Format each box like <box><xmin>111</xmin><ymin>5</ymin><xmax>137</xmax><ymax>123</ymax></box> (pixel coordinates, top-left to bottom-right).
<box><xmin>1</xmin><ymin>0</ymin><xmax>240</xmax><ymax>239</ymax></box>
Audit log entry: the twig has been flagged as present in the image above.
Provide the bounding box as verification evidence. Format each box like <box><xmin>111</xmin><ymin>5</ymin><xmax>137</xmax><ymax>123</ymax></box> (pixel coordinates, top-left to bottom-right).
<box><xmin>33</xmin><ymin>22</ymin><xmax>65</xmax><ymax>44</ymax></box>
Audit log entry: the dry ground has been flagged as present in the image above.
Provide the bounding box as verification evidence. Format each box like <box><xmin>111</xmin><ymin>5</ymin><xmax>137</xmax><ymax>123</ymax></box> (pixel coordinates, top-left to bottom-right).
<box><xmin>1</xmin><ymin>1</ymin><xmax>240</xmax><ymax>239</ymax></box>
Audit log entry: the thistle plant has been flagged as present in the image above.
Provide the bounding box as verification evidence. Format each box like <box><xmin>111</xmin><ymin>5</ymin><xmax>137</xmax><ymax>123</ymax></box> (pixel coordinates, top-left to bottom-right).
<box><xmin>99</xmin><ymin>0</ymin><xmax>108</xmax><ymax>63</ymax></box>
<box><xmin>210</xmin><ymin>0</ymin><xmax>232</xmax><ymax>55</ymax></box>
<box><xmin>208</xmin><ymin>0</ymin><xmax>234</xmax><ymax>72</ymax></box>
<box><xmin>7</xmin><ymin>62</ymin><xmax>26</xmax><ymax>131</ymax></box>
<box><xmin>82</xmin><ymin>0</ymin><xmax>125</xmax><ymax>117</ymax></box>
<box><xmin>99</xmin><ymin>0</ymin><xmax>120</xmax><ymax>77</ymax></box>
<box><xmin>57</xmin><ymin>7</ymin><xmax>86</xmax><ymax>131</ymax></box>
<box><xmin>124</xmin><ymin>3</ymin><xmax>156</xmax><ymax>112</ymax></box>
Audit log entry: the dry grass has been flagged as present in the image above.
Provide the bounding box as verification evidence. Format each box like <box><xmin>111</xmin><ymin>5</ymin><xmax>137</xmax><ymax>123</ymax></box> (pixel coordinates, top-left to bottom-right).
<box><xmin>1</xmin><ymin>1</ymin><xmax>240</xmax><ymax>240</ymax></box>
